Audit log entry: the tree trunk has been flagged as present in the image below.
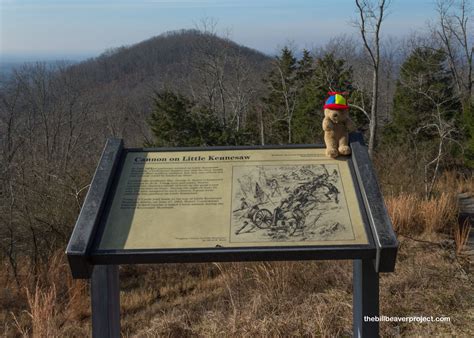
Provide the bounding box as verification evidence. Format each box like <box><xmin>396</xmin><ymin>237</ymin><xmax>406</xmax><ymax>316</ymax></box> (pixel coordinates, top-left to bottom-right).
<box><xmin>288</xmin><ymin>116</ymin><xmax>292</xmax><ymax>144</ymax></box>
<box><xmin>259</xmin><ymin>108</ymin><xmax>265</xmax><ymax>145</ymax></box>
<box><xmin>368</xmin><ymin>67</ymin><xmax>379</xmax><ymax>157</ymax></box>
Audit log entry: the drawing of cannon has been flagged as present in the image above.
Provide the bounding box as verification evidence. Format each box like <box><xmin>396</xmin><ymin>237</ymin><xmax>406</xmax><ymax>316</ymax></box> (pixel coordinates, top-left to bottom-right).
<box><xmin>251</xmin><ymin>204</ymin><xmax>306</xmax><ymax>236</ymax></box>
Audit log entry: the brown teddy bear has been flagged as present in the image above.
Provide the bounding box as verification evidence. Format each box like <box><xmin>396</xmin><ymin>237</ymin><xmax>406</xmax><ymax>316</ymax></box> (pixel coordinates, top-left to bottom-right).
<box><xmin>322</xmin><ymin>92</ymin><xmax>356</xmax><ymax>158</ymax></box>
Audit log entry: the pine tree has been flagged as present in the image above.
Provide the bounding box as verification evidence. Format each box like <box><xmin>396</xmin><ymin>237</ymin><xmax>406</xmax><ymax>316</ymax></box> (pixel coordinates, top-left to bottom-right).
<box><xmin>262</xmin><ymin>50</ymin><xmax>354</xmax><ymax>144</ymax></box>
<box><xmin>292</xmin><ymin>49</ymin><xmax>318</xmax><ymax>143</ymax></box>
<box><xmin>381</xmin><ymin>47</ymin><xmax>462</xmax><ymax>196</ymax></box>
<box><xmin>383</xmin><ymin>48</ymin><xmax>460</xmax><ymax>145</ymax></box>
<box><xmin>148</xmin><ymin>89</ymin><xmax>255</xmax><ymax>147</ymax></box>
<box><xmin>296</xmin><ymin>49</ymin><xmax>313</xmax><ymax>80</ymax></box>
<box><xmin>148</xmin><ymin>90</ymin><xmax>198</xmax><ymax>146</ymax></box>
<box><xmin>293</xmin><ymin>53</ymin><xmax>353</xmax><ymax>143</ymax></box>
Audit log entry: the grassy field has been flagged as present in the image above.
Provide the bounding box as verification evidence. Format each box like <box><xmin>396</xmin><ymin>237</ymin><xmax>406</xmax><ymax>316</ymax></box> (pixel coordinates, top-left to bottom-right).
<box><xmin>1</xmin><ymin>172</ymin><xmax>473</xmax><ymax>337</ymax></box>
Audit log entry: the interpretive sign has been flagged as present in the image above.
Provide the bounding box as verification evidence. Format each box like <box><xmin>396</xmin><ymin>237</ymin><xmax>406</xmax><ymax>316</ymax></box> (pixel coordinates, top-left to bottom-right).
<box><xmin>66</xmin><ymin>133</ymin><xmax>398</xmax><ymax>338</ymax></box>
<box><xmin>99</xmin><ymin>148</ymin><xmax>368</xmax><ymax>251</ymax></box>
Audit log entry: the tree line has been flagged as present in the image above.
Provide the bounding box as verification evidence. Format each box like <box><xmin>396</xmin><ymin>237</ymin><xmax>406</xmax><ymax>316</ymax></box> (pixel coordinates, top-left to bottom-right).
<box><xmin>149</xmin><ymin>0</ymin><xmax>473</xmax><ymax>198</ymax></box>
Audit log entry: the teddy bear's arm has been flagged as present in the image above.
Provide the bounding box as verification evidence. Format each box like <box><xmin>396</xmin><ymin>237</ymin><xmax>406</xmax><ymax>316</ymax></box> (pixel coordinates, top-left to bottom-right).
<box><xmin>322</xmin><ymin>118</ymin><xmax>334</xmax><ymax>131</ymax></box>
<box><xmin>345</xmin><ymin>117</ymin><xmax>357</xmax><ymax>132</ymax></box>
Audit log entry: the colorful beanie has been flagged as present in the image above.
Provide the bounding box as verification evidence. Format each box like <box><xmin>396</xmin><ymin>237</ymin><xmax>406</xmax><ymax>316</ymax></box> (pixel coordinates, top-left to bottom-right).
<box><xmin>323</xmin><ymin>92</ymin><xmax>349</xmax><ymax>110</ymax></box>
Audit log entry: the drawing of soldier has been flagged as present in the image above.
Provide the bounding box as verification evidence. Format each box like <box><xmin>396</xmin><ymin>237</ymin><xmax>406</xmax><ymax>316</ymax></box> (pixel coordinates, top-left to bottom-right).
<box><xmin>239</xmin><ymin>197</ymin><xmax>249</xmax><ymax>210</ymax></box>
<box><xmin>327</xmin><ymin>169</ymin><xmax>339</xmax><ymax>184</ymax></box>
<box><xmin>254</xmin><ymin>182</ymin><xmax>266</xmax><ymax>204</ymax></box>
<box><xmin>268</xmin><ymin>178</ymin><xmax>281</xmax><ymax>197</ymax></box>
<box><xmin>292</xmin><ymin>203</ymin><xmax>305</xmax><ymax>228</ymax></box>
<box><xmin>324</xmin><ymin>183</ymin><xmax>340</xmax><ymax>203</ymax></box>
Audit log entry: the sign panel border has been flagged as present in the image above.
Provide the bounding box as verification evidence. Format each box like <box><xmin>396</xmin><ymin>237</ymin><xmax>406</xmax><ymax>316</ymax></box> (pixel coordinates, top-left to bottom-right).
<box><xmin>66</xmin><ymin>134</ymin><xmax>397</xmax><ymax>278</ymax></box>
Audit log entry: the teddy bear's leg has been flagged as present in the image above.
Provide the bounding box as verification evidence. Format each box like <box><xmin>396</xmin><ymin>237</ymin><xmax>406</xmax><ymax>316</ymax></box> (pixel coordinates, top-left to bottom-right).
<box><xmin>338</xmin><ymin>134</ymin><xmax>351</xmax><ymax>156</ymax></box>
<box><xmin>324</xmin><ymin>132</ymin><xmax>339</xmax><ymax>158</ymax></box>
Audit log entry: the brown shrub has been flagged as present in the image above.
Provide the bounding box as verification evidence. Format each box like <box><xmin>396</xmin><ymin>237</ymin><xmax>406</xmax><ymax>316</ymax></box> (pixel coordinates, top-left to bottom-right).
<box><xmin>385</xmin><ymin>193</ymin><xmax>420</xmax><ymax>233</ymax></box>
<box><xmin>454</xmin><ymin>218</ymin><xmax>472</xmax><ymax>255</ymax></box>
<box><xmin>435</xmin><ymin>171</ymin><xmax>474</xmax><ymax>194</ymax></box>
<box><xmin>1</xmin><ymin>250</ymin><xmax>90</xmax><ymax>336</ymax></box>
<box><xmin>418</xmin><ymin>192</ymin><xmax>457</xmax><ymax>233</ymax></box>
<box><xmin>386</xmin><ymin>192</ymin><xmax>456</xmax><ymax>235</ymax></box>
<box><xmin>25</xmin><ymin>283</ymin><xmax>59</xmax><ymax>337</ymax></box>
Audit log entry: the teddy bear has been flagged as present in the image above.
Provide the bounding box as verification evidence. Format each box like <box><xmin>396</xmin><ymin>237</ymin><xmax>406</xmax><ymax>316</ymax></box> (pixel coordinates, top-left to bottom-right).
<box><xmin>322</xmin><ymin>92</ymin><xmax>356</xmax><ymax>158</ymax></box>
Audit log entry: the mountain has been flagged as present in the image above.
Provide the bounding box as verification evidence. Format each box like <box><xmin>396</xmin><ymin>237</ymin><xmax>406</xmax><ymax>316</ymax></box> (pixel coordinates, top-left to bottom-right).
<box><xmin>73</xmin><ymin>29</ymin><xmax>270</xmax><ymax>87</ymax></box>
<box><xmin>0</xmin><ymin>29</ymin><xmax>274</xmax><ymax>270</ymax></box>
<box><xmin>57</xmin><ymin>29</ymin><xmax>272</xmax><ymax>144</ymax></box>
<box><xmin>4</xmin><ymin>30</ymin><xmax>275</xmax><ymax>145</ymax></box>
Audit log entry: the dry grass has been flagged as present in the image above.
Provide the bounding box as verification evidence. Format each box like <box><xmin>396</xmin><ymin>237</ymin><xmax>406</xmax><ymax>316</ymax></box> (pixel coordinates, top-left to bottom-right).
<box><xmin>386</xmin><ymin>192</ymin><xmax>457</xmax><ymax>235</ymax></box>
<box><xmin>129</xmin><ymin>261</ymin><xmax>354</xmax><ymax>337</ymax></box>
<box><xmin>0</xmin><ymin>250</ymin><xmax>90</xmax><ymax>337</ymax></box>
<box><xmin>385</xmin><ymin>193</ymin><xmax>420</xmax><ymax>233</ymax></box>
<box><xmin>420</xmin><ymin>193</ymin><xmax>457</xmax><ymax>233</ymax></box>
<box><xmin>124</xmin><ymin>238</ymin><xmax>472</xmax><ymax>337</ymax></box>
<box><xmin>436</xmin><ymin>171</ymin><xmax>474</xmax><ymax>194</ymax></box>
<box><xmin>2</xmin><ymin>240</ymin><xmax>473</xmax><ymax>337</ymax></box>
<box><xmin>121</xmin><ymin>288</ymin><xmax>159</xmax><ymax>313</ymax></box>
<box><xmin>1</xmin><ymin>172</ymin><xmax>473</xmax><ymax>336</ymax></box>
<box><xmin>454</xmin><ymin>219</ymin><xmax>472</xmax><ymax>255</ymax></box>
<box><xmin>25</xmin><ymin>284</ymin><xmax>59</xmax><ymax>337</ymax></box>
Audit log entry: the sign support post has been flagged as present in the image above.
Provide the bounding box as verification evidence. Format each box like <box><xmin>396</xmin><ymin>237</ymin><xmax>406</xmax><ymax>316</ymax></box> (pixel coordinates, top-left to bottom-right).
<box><xmin>353</xmin><ymin>259</ymin><xmax>379</xmax><ymax>338</ymax></box>
<box><xmin>91</xmin><ymin>265</ymin><xmax>120</xmax><ymax>338</ymax></box>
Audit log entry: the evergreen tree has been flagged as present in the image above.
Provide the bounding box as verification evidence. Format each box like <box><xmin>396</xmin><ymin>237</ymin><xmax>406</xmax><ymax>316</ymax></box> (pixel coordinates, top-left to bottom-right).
<box><xmin>383</xmin><ymin>48</ymin><xmax>460</xmax><ymax>146</ymax></box>
<box><xmin>148</xmin><ymin>89</ymin><xmax>255</xmax><ymax>147</ymax></box>
<box><xmin>381</xmin><ymin>47</ymin><xmax>462</xmax><ymax>196</ymax></box>
<box><xmin>262</xmin><ymin>50</ymin><xmax>355</xmax><ymax>144</ymax></box>
<box><xmin>296</xmin><ymin>49</ymin><xmax>313</xmax><ymax>80</ymax></box>
<box><xmin>292</xmin><ymin>50</ymin><xmax>318</xmax><ymax>143</ymax></box>
<box><xmin>293</xmin><ymin>52</ymin><xmax>353</xmax><ymax>143</ymax></box>
<box><xmin>148</xmin><ymin>90</ymin><xmax>197</xmax><ymax>146</ymax></box>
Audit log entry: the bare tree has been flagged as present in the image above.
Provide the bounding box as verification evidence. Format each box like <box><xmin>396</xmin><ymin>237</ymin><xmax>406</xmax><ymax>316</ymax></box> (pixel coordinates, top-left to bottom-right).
<box><xmin>190</xmin><ymin>19</ymin><xmax>230</xmax><ymax>126</ymax></box>
<box><xmin>397</xmin><ymin>54</ymin><xmax>461</xmax><ymax>198</ymax></box>
<box><xmin>263</xmin><ymin>47</ymin><xmax>300</xmax><ymax>144</ymax></box>
<box><xmin>415</xmin><ymin>98</ymin><xmax>460</xmax><ymax>199</ymax></box>
<box><xmin>188</xmin><ymin>18</ymin><xmax>262</xmax><ymax>134</ymax></box>
<box><xmin>0</xmin><ymin>62</ymin><xmax>97</xmax><ymax>278</ymax></box>
<box><xmin>277</xmin><ymin>60</ymin><xmax>298</xmax><ymax>144</ymax></box>
<box><xmin>354</xmin><ymin>0</ymin><xmax>391</xmax><ymax>156</ymax></box>
<box><xmin>434</xmin><ymin>0</ymin><xmax>473</xmax><ymax>111</ymax></box>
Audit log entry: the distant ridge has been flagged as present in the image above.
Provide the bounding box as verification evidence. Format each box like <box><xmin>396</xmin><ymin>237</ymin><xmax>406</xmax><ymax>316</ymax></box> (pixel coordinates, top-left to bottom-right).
<box><xmin>0</xmin><ymin>29</ymin><xmax>272</xmax><ymax>146</ymax></box>
<box><xmin>69</xmin><ymin>29</ymin><xmax>271</xmax><ymax>89</ymax></box>
<box><xmin>46</xmin><ymin>29</ymin><xmax>272</xmax><ymax>143</ymax></box>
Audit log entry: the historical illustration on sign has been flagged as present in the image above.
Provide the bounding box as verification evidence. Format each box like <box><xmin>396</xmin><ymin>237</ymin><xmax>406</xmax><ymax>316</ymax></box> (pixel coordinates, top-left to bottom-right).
<box><xmin>231</xmin><ymin>164</ymin><xmax>355</xmax><ymax>243</ymax></box>
<box><xmin>98</xmin><ymin>148</ymin><xmax>368</xmax><ymax>251</ymax></box>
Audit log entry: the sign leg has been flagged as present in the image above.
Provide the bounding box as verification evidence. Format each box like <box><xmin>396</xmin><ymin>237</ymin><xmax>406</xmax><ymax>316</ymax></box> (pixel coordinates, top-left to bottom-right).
<box><xmin>353</xmin><ymin>259</ymin><xmax>379</xmax><ymax>338</ymax></box>
<box><xmin>91</xmin><ymin>265</ymin><xmax>120</xmax><ymax>338</ymax></box>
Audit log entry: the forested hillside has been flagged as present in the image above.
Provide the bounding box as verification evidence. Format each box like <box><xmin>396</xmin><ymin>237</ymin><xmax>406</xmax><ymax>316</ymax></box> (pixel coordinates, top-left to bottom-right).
<box><xmin>0</xmin><ymin>28</ymin><xmax>271</xmax><ymax>292</ymax></box>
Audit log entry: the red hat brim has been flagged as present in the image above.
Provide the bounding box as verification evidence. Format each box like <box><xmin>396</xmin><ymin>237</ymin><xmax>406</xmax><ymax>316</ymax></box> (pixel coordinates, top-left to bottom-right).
<box><xmin>324</xmin><ymin>103</ymin><xmax>349</xmax><ymax>110</ymax></box>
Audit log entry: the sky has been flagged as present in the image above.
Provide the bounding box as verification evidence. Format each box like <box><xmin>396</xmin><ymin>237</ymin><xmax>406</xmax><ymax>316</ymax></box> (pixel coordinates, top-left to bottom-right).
<box><xmin>1</xmin><ymin>0</ymin><xmax>438</xmax><ymax>62</ymax></box>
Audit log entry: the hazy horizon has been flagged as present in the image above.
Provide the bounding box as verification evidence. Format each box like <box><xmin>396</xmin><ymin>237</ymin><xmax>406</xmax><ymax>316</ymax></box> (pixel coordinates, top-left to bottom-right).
<box><xmin>1</xmin><ymin>0</ymin><xmax>438</xmax><ymax>64</ymax></box>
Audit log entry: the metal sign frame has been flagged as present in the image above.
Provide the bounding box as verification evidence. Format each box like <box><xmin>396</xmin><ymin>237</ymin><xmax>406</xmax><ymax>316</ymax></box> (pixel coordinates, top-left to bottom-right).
<box><xmin>66</xmin><ymin>132</ymin><xmax>398</xmax><ymax>338</ymax></box>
